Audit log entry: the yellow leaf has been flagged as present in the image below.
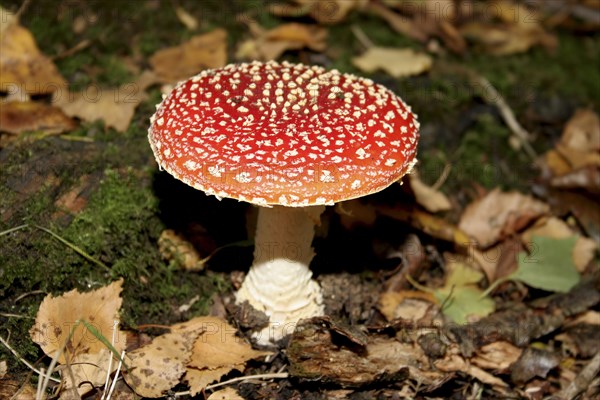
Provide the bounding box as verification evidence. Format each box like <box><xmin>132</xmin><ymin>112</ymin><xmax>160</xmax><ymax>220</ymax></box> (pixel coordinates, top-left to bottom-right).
<box><xmin>0</xmin><ymin>101</ymin><xmax>75</xmax><ymax>134</ymax></box>
<box><xmin>352</xmin><ymin>47</ymin><xmax>432</xmax><ymax>78</ymax></box>
<box><xmin>124</xmin><ymin>329</ymin><xmax>200</xmax><ymax>398</ymax></box>
<box><xmin>408</xmin><ymin>170</ymin><xmax>452</xmax><ymax>213</ymax></box>
<box><xmin>184</xmin><ymin>366</ymin><xmax>239</xmax><ymax>396</ymax></box>
<box><xmin>0</xmin><ymin>9</ymin><xmax>67</xmax><ymax>94</ymax></box>
<box><xmin>236</xmin><ymin>22</ymin><xmax>326</xmax><ymax>61</ymax></box>
<box><xmin>29</xmin><ymin>279</ymin><xmax>125</xmax><ymax>364</ymax></box>
<box><xmin>150</xmin><ymin>29</ymin><xmax>227</xmax><ymax>83</ymax></box>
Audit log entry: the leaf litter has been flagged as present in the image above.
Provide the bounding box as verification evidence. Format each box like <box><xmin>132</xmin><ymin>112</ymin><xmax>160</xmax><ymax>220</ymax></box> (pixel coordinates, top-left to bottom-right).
<box><xmin>2</xmin><ymin>0</ymin><xmax>600</xmax><ymax>398</ymax></box>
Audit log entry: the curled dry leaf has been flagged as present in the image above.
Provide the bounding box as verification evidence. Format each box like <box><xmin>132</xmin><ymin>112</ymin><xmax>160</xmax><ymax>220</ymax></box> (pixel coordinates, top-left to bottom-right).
<box><xmin>352</xmin><ymin>47</ymin><xmax>433</xmax><ymax>78</ymax></box>
<box><xmin>0</xmin><ymin>7</ymin><xmax>67</xmax><ymax>94</ymax></box>
<box><xmin>271</xmin><ymin>0</ymin><xmax>367</xmax><ymax>24</ymax></box>
<box><xmin>434</xmin><ymin>351</ymin><xmax>508</xmax><ymax>387</ymax></box>
<box><xmin>150</xmin><ymin>28</ymin><xmax>227</xmax><ymax>83</ymax></box>
<box><xmin>0</xmin><ymin>101</ymin><xmax>75</xmax><ymax>134</ymax></box>
<box><xmin>29</xmin><ymin>279</ymin><xmax>125</xmax><ymax>364</ymax></box>
<box><xmin>236</xmin><ymin>22</ymin><xmax>327</xmax><ymax>61</ymax></box>
<box><xmin>458</xmin><ymin>189</ymin><xmax>550</xmax><ymax>248</ymax></box>
<box><xmin>124</xmin><ymin>329</ymin><xmax>201</xmax><ymax>398</ymax></box>
<box><xmin>408</xmin><ymin>171</ymin><xmax>452</xmax><ymax>213</ymax></box>
<box><xmin>378</xmin><ymin>291</ymin><xmax>435</xmax><ymax>322</ymax></box>
<box><xmin>471</xmin><ymin>341</ymin><xmax>522</xmax><ymax>371</ymax></box>
<box><xmin>459</xmin><ymin>0</ymin><xmax>557</xmax><ymax>56</ymax></box>
<box><xmin>158</xmin><ymin>229</ymin><xmax>205</xmax><ymax>271</ymax></box>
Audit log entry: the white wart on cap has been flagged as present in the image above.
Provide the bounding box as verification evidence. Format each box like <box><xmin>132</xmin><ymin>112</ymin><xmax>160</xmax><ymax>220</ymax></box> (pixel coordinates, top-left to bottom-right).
<box><xmin>148</xmin><ymin>60</ymin><xmax>419</xmax><ymax>206</ymax></box>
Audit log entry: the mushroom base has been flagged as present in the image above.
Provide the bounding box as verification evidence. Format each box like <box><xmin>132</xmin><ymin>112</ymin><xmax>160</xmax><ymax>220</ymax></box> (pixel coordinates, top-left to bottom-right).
<box><xmin>235</xmin><ymin>205</ymin><xmax>324</xmax><ymax>345</ymax></box>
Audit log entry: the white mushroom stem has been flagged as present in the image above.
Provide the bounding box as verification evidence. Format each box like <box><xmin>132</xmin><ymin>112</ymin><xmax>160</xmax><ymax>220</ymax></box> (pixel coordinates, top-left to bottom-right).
<box><xmin>236</xmin><ymin>205</ymin><xmax>324</xmax><ymax>345</ymax></box>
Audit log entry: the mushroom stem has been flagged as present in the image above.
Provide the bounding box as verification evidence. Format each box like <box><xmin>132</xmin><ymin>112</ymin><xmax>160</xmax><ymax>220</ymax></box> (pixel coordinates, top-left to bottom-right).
<box><xmin>236</xmin><ymin>205</ymin><xmax>324</xmax><ymax>344</ymax></box>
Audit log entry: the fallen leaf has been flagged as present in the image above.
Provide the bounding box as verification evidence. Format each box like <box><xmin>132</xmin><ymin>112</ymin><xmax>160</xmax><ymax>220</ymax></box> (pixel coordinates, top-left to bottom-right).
<box><xmin>207</xmin><ymin>387</ymin><xmax>244</xmax><ymax>400</ymax></box>
<box><xmin>29</xmin><ymin>279</ymin><xmax>125</xmax><ymax>364</ymax></box>
<box><xmin>435</xmin><ymin>352</ymin><xmax>508</xmax><ymax>387</ymax></box>
<box><xmin>366</xmin><ymin>2</ymin><xmax>428</xmax><ymax>43</ymax></box>
<box><xmin>0</xmin><ymin>7</ymin><xmax>67</xmax><ymax>94</ymax></box>
<box><xmin>408</xmin><ymin>171</ymin><xmax>452</xmax><ymax>213</ymax></box>
<box><xmin>459</xmin><ymin>1</ymin><xmax>557</xmax><ymax>55</ymax></box>
<box><xmin>178</xmin><ymin>316</ymin><xmax>269</xmax><ymax>370</ymax></box>
<box><xmin>0</xmin><ymin>101</ymin><xmax>75</xmax><ymax>134</ymax></box>
<box><xmin>432</xmin><ymin>262</ymin><xmax>495</xmax><ymax>324</ymax></box>
<box><xmin>0</xmin><ymin>360</ymin><xmax>5</xmax><ymax>378</ymax></box>
<box><xmin>271</xmin><ymin>0</ymin><xmax>367</xmax><ymax>24</ymax></box>
<box><xmin>124</xmin><ymin>329</ymin><xmax>200</xmax><ymax>398</ymax></box>
<box><xmin>61</xmin><ymin>348</ymin><xmax>116</xmax><ymax>397</ymax></box>
<box><xmin>172</xmin><ymin>316</ymin><xmax>270</xmax><ymax>395</ymax></box>
<box><xmin>458</xmin><ymin>189</ymin><xmax>550</xmax><ymax>248</ymax></box>
<box><xmin>149</xmin><ymin>28</ymin><xmax>227</xmax><ymax>83</ymax></box>
<box><xmin>560</xmin><ymin>109</ymin><xmax>600</xmax><ymax>154</ymax></box>
<box><xmin>184</xmin><ymin>366</ymin><xmax>235</xmax><ymax>397</ymax></box>
<box><xmin>158</xmin><ymin>229</ymin><xmax>206</xmax><ymax>271</ymax></box>
<box><xmin>352</xmin><ymin>47</ymin><xmax>433</xmax><ymax>78</ymax></box>
<box><xmin>236</xmin><ymin>22</ymin><xmax>327</xmax><ymax>61</ymax></box>
<box><xmin>471</xmin><ymin>341</ymin><xmax>522</xmax><ymax>371</ymax></box>
<box><xmin>511</xmin><ymin>235</ymin><xmax>580</xmax><ymax>293</ymax></box>
<box><xmin>378</xmin><ymin>292</ymin><xmax>435</xmax><ymax>322</ymax></box>
<box><xmin>52</xmin><ymin>71</ymin><xmax>156</xmax><ymax>132</ymax></box>
<box><xmin>522</xmin><ymin>217</ymin><xmax>597</xmax><ymax>272</ymax></box>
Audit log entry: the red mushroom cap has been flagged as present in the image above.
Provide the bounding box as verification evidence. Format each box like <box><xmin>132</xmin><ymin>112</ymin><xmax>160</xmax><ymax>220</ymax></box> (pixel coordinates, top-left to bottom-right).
<box><xmin>148</xmin><ymin>61</ymin><xmax>419</xmax><ymax>206</ymax></box>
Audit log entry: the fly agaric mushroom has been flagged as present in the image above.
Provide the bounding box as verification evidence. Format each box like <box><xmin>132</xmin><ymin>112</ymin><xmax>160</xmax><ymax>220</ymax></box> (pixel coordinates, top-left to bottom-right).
<box><xmin>148</xmin><ymin>61</ymin><xmax>419</xmax><ymax>344</ymax></box>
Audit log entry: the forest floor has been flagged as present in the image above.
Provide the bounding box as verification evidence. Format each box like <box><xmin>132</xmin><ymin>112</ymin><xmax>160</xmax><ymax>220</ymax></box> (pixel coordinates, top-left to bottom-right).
<box><xmin>0</xmin><ymin>1</ymin><xmax>599</xmax><ymax>399</ymax></box>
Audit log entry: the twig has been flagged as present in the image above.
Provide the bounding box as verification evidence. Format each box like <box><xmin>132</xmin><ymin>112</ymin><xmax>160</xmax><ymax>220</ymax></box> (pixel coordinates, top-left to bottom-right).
<box><xmin>173</xmin><ymin>372</ymin><xmax>290</xmax><ymax>397</ymax></box>
<box><xmin>556</xmin><ymin>351</ymin><xmax>600</xmax><ymax>400</ymax></box>
<box><xmin>471</xmin><ymin>74</ymin><xmax>538</xmax><ymax>161</ymax></box>
<box><xmin>0</xmin><ymin>335</ymin><xmax>61</xmax><ymax>383</ymax></box>
<box><xmin>350</xmin><ymin>24</ymin><xmax>374</xmax><ymax>50</ymax></box>
<box><xmin>431</xmin><ymin>163</ymin><xmax>452</xmax><ymax>192</ymax></box>
<box><xmin>53</xmin><ymin>39</ymin><xmax>91</xmax><ymax>61</ymax></box>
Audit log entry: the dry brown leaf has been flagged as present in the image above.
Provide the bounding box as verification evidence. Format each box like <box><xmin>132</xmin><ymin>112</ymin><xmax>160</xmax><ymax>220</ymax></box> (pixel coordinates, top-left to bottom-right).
<box><xmin>271</xmin><ymin>0</ymin><xmax>367</xmax><ymax>24</ymax></box>
<box><xmin>471</xmin><ymin>341</ymin><xmax>522</xmax><ymax>371</ymax></box>
<box><xmin>207</xmin><ymin>387</ymin><xmax>244</xmax><ymax>400</ymax></box>
<box><xmin>460</xmin><ymin>23</ymin><xmax>545</xmax><ymax>55</ymax></box>
<box><xmin>236</xmin><ymin>22</ymin><xmax>327</xmax><ymax>61</ymax></box>
<box><xmin>61</xmin><ymin>348</ymin><xmax>115</xmax><ymax>397</ymax></box>
<box><xmin>0</xmin><ymin>8</ymin><xmax>67</xmax><ymax>94</ymax></box>
<box><xmin>458</xmin><ymin>189</ymin><xmax>550</xmax><ymax>248</ymax></box>
<box><xmin>434</xmin><ymin>352</ymin><xmax>508</xmax><ymax>387</ymax></box>
<box><xmin>30</xmin><ymin>279</ymin><xmax>125</xmax><ymax>364</ymax></box>
<box><xmin>0</xmin><ymin>101</ymin><xmax>75</xmax><ymax>134</ymax></box>
<box><xmin>0</xmin><ymin>360</ymin><xmax>6</xmax><ymax>378</ymax></box>
<box><xmin>352</xmin><ymin>47</ymin><xmax>432</xmax><ymax>78</ymax></box>
<box><xmin>561</xmin><ymin>109</ymin><xmax>600</xmax><ymax>153</ymax></box>
<box><xmin>378</xmin><ymin>291</ymin><xmax>435</xmax><ymax>322</ymax></box>
<box><xmin>522</xmin><ymin>217</ymin><xmax>598</xmax><ymax>272</ymax></box>
<box><xmin>52</xmin><ymin>71</ymin><xmax>157</xmax><ymax>132</ymax></box>
<box><xmin>366</xmin><ymin>2</ymin><xmax>428</xmax><ymax>43</ymax></box>
<box><xmin>124</xmin><ymin>329</ymin><xmax>200</xmax><ymax>398</ymax></box>
<box><xmin>158</xmin><ymin>229</ymin><xmax>205</xmax><ymax>271</ymax></box>
<box><xmin>172</xmin><ymin>316</ymin><xmax>270</xmax><ymax>394</ymax></box>
<box><xmin>187</xmin><ymin>317</ymin><xmax>269</xmax><ymax>369</ymax></box>
<box><xmin>408</xmin><ymin>171</ymin><xmax>452</xmax><ymax>212</ymax></box>
<box><xmin>184</xmin><ymin>366</ymin><xmax>236</xmax><ymax>397</ymax></box>
<box><xmin>150</xmin><ymin>29</ymin><xmax>227</xmax><ymax>83</ymax></box>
